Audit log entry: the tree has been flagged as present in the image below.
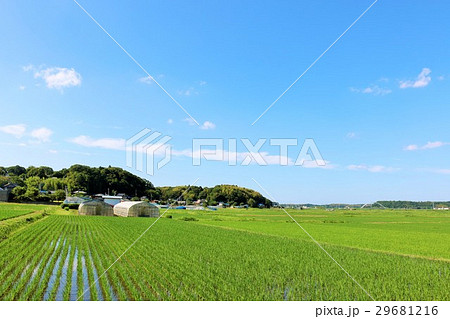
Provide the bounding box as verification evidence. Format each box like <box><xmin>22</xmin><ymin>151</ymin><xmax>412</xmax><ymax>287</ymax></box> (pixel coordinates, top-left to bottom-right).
<box><xmin>248</xmin><ymin>198</ymin><xmax>257</xmax><ymax>208</ymax></box>
<box><xmin>52</xmin><ymin>190</ymin><xmax>66</xmax><ymax>201</ymax></box>
<box><xmin>25</xmin><ymin>176</ymin><xmax>43</xmax><ymax>189</ymax></box>
<box><xmin>26</xmin><ymin>166</ymin><xmax>54</xmax><ymax>178</ymax></box>
<box><xmin>43</xmin><ymin>178</ymin><xmax>66</xmax><ymax>191</ymax></box>
<box><xmin>6</xmin><ymin>165</ymin><xmax>26</xmax><ymax>176</ymax></box>
<box><xmin>23</xmin><ymin>187</ymin><xmax>39</xmax><ymax>201</ymax></box>
<box><xmin>11</xmin><ymin>186</ymin><xmax>26</xmax><ymax>199</ymax></box>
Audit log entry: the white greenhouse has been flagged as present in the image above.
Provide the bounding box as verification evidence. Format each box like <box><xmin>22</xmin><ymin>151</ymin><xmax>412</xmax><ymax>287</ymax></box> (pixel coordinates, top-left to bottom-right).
<box><xmin>113</xmin><ymin>201</ymin><xmax>160</xmax><ymax>218</ymax></box>
<box><xmin>78</xmin><ymin>200</ymin><xmax>114</xmax><ymax>216</ymax></box>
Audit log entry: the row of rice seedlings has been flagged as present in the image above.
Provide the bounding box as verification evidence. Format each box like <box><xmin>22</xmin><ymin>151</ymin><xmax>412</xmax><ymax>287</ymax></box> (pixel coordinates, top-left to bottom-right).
<box><xmin>0</xmin><ymin>217</ymin><xmax>63</xmax><ymax>299</ymax></box>
<box><xmin>95</xmin><ymin>218</ymin><xmax>187</xmax><ymax>300</ymax></box>
<box><xmin>0</xmin><ymin>232</ymin><xmax>52</xmax><ymax>300</ymax></box>
<box><xmin>23</xmin><ymin>220</ymin><xmax>71</xmax><ymax>300</ymax></box>
<box><xmin>144</xmin><ymin>221</ymin><xmax>352</xmax><ymax>300</ymax></box>
<box><xmin>98</xmin><ymin>219</ymin><xmax>231</xmax><ymax>300</ymax></box>
<box><xmin>0</xmin><ymin>217</ymin><xmax>48</xmax><ymax>264</ymax></box>
<box><xmin>61</xmin><ymin>223</ymin><xmax>77</xmax><ymax>300</ymax></box>
<box><xmin>62</xmin><ymin>225</ymin><xmax>77</xmax><ymax>300</ymax></box>
<box><xmin>0</xmin><ymin>230</ymin><xmax>50</xmax><ymax>298</ymax></box>
<box><xmin>76</xmin><ymin>223</ymin><xmax>87</xmax><ymax>301</ymax></box>
<box><xmin>83</xmin><ymin>221</ymin><xmax>120</xmax><ymax>301</ymax></box>
<box><xmin>92</xmin><ymin>220</ymin><xmax>166</xmax><ymax>300</ymax></box>
<box><xmin>87</xmin><ymin>218</ymin><xmax>147</xmax><ymax>301</ymax></box>
<box><xmin>89</xmin><ymin>225</ymin><xmax>143</xmax><ymax>301</ymax></box>
<box><xmin>125</xmin><ymin>219</ymin><xmax>241</xmax><ymax>300</ymax></box>
<box><xmin>110</xmin><ymin>220</ymin><xmax>196</xmax><ymax>300</ymax></box>
<box><xmin>78</xmin><ymin>219</ymin><xmax>100</xmax><ymax>301</ymax></box>
<box><xmin>32</xmin><ymin>237</ymin><xmax>68</xmax><ymax>300</ymax></box>
<box><xmin>0</xmin><ymin>217</ymin><xmax>54</xmax><ymax>285</ymax></box>
<box><xmin>7</xmin><ymin>237</ymin><xmax>56</xmax><ymax>300</ymax></box>
<box><xmin>141</xmin><ymin>222</ymin><xmax>241</xmax><ymax>300</ymax></box>
<box><xmin>69</xmin><ymin>248</ymin><xmax>79</xmax><ymax>300</ymax></box>
<box><xmin>84</xmin><ymin>233</ymin><xmax>114</xmax><ymax>300</ymax></box>
<box><xmin>2</xmin><ymin>214</ymin><xmax>449</xmax><ymax>301</ymax></box>
<box><xmin>55</xmin><ymin>244</ymin><xmax>72</xmax><ymax>301</ymax></box>
<box><xmin>44</xmin><ymin>232</ymin><xmax>72</xmax><ymax>300</ymax></box>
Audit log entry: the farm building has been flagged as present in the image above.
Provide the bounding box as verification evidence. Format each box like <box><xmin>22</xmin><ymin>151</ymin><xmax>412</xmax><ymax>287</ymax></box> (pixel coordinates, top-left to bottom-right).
<box><xmin>0</xmin><ymin>188</ymin><xmax>8</xmax><ymax>202</ymax></box>
<box><xmin>78</xmin><ymin>200</ymin><xmax>114</xmax><ymax>216</ymax></box>
<box><xmin>0</xmin><ymin>183</ymin><xmax>18</xmax><ymax>202</ymax></box>
<box><xmin>113</xmin><ymin>201</ymin><xmax>160</xmax><ymax>218</ymax></box>
<box><xmin>63</xmin><ymin>197</ymin><xmax>87</xmax><ymax>205</ymax></box>
<box><xmin>93</xmin><ymin>194</ymin><xmax>127</xmax><ymax>206</ymax></box>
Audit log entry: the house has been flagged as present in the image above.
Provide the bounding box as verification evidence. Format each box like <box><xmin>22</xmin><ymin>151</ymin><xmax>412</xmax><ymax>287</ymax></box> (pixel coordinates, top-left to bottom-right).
<box><xmin>0</xmin><ymin>188</ymin><xmax>8</xmax><ymax>202</ymax></box>
<box><xmin>194</xmin><ymin>199</ymin><xmax>206</xmax><ymax>205</ymax></box>
<box><xmin>93</xmin><ymin>194</ymin><xmax>128</xmax><ymax>206</ymax></box>
<box><xmin>102</xmin><ymin>195</ymin><xmax>124</xmax><ymax>206</ymax></box>
<box><xmin>0</xmin><ymin>183</ymin><xmax>18</xmax><ymax>202</ymax></box>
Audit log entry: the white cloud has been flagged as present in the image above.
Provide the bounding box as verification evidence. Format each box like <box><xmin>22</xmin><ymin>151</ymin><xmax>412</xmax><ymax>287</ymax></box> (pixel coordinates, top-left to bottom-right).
<box><xmin>347</xmin><ymin>164</ymin><xmax>397</xmax><ymax>173</ymax></box>
<box><xmin>69</xmin><ymin>135</ymin><xmax>125</xmax><ymax>150</ymax></box>
<box><xmin>0</xmin><ymin>124</ymin><xmax>27</xmax><ymax>138</ymax></box>
<box><xmin>30</xmin><ymin>127</ymin><xmax>53</xmax><ymax>143</ymax></box>
<box><xmin>178</xmin><ymin>87</ymin><xmax>198</xmax><ymax>96</ymax></box>
<box><xmin>404</xmin><ymin>144</ymin><xmax>419</xmax><ymax>151</ymax></box>
<box><xmin>183</xmin><ymin>118</ymin><xmax>216</xmax><ymax>130</ymax></box>
<box><xmin>422</xmin><ymin>141</ymin><xmax>445</xmax><ymax>149</ymax></box>
<box><xmin>19</xmin><ymin>85</ymin><xmax>26</xmax><ymax>91</ymax></box>
<box><xmin>346</xmin><ymin>132</ymin><xmax>357</xmax><ymax>139</ymax></box>
<box><xmin>399</xmin><ymin>68</ymin><xmax>431</xmax><ymax>89</ymax></box>
<box><xmin>34</xmin><ymin>67</ymin><xmax>82</xmax><ymax>90</ymax></box>
<box><xmin>200</xmin><ymin>121</ymin><xmax>216</xmax><ymax>130</ymax></box>
<box><xmin>199</xmin><ymin>81</ymin><xmax>207</xmax><ymax>86</ymax></box>
<box><xmin>139</xmin><ymin>74</ymin><xmax>164</xmax><ymax>84</ymax></box>
<box><xmin>404</xmin><ymin>141</ymin><xmax>448</xmax><ymax>151</ymax></box>
<box><xmin>139</xmin><ymin>75</ymin><xmax>154</xmax><ymax>84</ymax></box>
<box><xmin>49</xmin><ymin>149</ymin><xmax>58</xmax><ymax>154</ymax></box>
<box><xmin>350</xmin><ymin>85</ymin><xmax>392</xmax><ymax>96</ymax></box>
<box><xmin>183</xmin><ymin>117</ymin><xmax>197</xmax><ymax>126</ymax></box>
<box><xmin>167</xmin><ymin>119</ymin><xmax>174</xmax><ymax>124</ymax></box>
<box><xmin>22</xmin><ymin>64</ymin><xmax>34</xmax><ymax>72</ymax></box>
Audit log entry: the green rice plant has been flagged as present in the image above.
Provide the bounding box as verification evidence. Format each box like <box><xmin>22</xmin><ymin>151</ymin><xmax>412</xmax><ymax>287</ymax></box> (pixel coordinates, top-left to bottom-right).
<box><xmin>0</xmin><ymin>207</ymin><xmax>449</xmax><ymax>301</ymax></box>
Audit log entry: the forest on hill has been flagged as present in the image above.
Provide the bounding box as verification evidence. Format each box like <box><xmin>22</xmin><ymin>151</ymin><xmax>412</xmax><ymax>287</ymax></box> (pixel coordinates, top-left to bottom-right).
<box><xmin>0</xmin><ymin>165</ymin><xmax>271</xmax><ymax>207</ymax></box>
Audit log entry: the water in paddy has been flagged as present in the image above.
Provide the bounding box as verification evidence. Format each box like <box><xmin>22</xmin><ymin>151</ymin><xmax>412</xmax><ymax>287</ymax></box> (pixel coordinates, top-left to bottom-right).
<box><xmin>69</xmin><ymin>248</ymin><xmax>78</xmax><ymax>301</ymax></box>
<box><xmin>55</xmin><ymin>246</ymin><xmax>71</xmax><ymax>301</ymax></box>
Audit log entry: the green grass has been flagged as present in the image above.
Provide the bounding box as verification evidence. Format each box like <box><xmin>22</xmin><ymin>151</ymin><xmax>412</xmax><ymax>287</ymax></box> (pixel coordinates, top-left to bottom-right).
<box><xmin>0</xmin><ymin>203</ymin><xmax>51</xmax><ymax>221</ymax></box>
<box><xmin>173</xmin><ymin>208</ymin><xmax>450</xmax><ymax>260</ymax></box>
<box><xmin>0</xmin><ymin>203</ymin><xmax>449</xmax><ymax>300</ymax></box>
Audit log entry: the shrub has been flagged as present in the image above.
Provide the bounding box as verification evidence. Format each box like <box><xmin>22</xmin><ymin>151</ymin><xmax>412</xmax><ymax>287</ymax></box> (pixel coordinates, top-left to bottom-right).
<box><xmin>181</xmin><ymin>217</ymin><xmax>198</xmax><ymax>222</ymax></box>
<box><xmin>52</xmin><ymin>190</ymin><xmax>66</xmax><ymax>201</ymax></box>
<box><xmin>60</xmin><ymin>203</ymin><xmax>80</xmax><ymax>209</ymax></box>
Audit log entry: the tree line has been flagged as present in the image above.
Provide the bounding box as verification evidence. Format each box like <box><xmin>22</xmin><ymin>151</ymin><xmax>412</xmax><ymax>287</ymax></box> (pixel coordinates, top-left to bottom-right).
<box><xmin>0</xmin><ymin>165</ymin><xmax>271</xmax><ymax>207</ymax></box>
<box><xmin>376</xmin><ymin>201</ymin><xmax>449</xmax><ymax>209</ymax></box>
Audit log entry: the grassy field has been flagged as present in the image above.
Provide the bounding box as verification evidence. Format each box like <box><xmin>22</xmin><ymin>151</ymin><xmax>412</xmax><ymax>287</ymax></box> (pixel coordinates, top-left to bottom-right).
<box><xmin>0</xmin><ymin>203</ymin><xmax>449</xmax><ymax>301</ymax></box>
<box><xmin>0</xmin><ymin>203</ymin><xmax>56</xmax><ymax>221</ymax></box>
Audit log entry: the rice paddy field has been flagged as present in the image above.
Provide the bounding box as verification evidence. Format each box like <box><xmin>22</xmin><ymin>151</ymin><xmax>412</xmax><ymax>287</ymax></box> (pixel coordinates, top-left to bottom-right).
<box><xmin>0</xmin><ymin>202</ymin><xmax>449</xmax><ymax>301</ymax></box>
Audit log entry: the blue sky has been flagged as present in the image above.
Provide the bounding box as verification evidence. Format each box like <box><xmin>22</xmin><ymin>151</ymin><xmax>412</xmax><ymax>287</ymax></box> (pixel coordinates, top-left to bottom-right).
<box><xmin>1</xmin><ymin>0</ymin><xmax>449</xmax><ymax>204</ymax></box>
